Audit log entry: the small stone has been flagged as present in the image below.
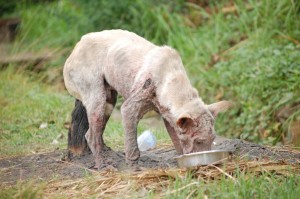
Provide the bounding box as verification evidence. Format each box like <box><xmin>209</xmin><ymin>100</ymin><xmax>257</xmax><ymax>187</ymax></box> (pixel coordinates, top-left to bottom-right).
<box><xmin>39</xmin><ymin>122</ymin><xmax>48</xmax><ymax>129</ymax></box>
<box><xmin>51</xmin><ymin>139</ymin><xmax>59</xmax><ymax>145</ymax></box>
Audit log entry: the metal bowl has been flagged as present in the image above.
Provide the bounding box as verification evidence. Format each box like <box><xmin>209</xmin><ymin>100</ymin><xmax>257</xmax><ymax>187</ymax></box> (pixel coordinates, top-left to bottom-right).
<box><xmin>175</xmin><ymin>150</ymin><xmax>231</xmax><ymax>168</ymax></box>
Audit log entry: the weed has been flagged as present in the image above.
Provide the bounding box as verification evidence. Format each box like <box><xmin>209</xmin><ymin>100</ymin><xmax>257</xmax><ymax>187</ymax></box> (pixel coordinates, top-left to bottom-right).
<box><xmin>0</xmin><ymin>181</ymin><xmax>45</xmax><ymax>199</ymax></box>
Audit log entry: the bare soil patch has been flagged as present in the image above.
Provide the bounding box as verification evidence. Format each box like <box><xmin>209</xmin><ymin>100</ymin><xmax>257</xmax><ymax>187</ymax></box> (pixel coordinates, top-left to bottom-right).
<box><xmin>0</xmin><ymin>139</ymin><xmax>299</xmax><ymax>186</ymax></box>
<box><xmin>0</xmin><ymin>146</ymin><xmax>177</xmax><ymax>186</ymax></box>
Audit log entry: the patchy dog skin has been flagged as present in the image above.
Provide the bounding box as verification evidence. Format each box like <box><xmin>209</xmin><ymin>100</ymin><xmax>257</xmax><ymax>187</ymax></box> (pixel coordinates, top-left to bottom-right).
<box><xmin>63</xmin><ymin>30</ymin><xmax>231</xmax><ymax>169</ymax></box>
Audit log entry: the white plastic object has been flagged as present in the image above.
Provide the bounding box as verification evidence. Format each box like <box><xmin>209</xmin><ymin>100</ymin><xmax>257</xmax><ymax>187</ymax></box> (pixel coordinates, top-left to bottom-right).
<box><xmin>137</xmin><ymin>130</ymin><xmax>157</xmax><ymax>151</ymax></box>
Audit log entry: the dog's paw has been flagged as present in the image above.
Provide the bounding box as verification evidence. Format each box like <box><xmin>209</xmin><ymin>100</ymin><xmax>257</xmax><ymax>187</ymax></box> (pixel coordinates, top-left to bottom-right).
<box><xmin>126</xmin><ymin>160</ymin><xmax>141</xmax><ymax>171</ymax></box>
<box><xmin>94</xmin><ymin>157</ymin><xmax>118</xmax><ymax>171</ymax></box>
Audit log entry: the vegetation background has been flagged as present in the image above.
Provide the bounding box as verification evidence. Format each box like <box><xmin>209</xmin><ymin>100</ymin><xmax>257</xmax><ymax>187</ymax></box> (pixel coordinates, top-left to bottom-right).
<box><xmin>0</xmin><ymin>0</ymin><xmax>299</xmax><ymax>198</ymax></box>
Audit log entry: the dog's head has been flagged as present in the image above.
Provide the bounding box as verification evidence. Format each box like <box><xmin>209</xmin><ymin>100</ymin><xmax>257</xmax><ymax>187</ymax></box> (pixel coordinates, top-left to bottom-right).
<box><xmin>176</xmin><ymin>101</ymin><xmax>232</xmax><ymax>154</ymax></box>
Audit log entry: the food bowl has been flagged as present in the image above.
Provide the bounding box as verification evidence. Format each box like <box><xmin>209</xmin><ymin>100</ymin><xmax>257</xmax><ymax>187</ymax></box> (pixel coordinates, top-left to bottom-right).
<box><xmin>175</xmin><ymin>150</ymin><xmax>232</xmax><ymax>168</ymax></box>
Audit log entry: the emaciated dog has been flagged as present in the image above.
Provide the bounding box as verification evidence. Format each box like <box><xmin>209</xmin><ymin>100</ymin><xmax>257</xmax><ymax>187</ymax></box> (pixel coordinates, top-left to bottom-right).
<box><xmin>63</xmin><ymin>30</ymin><xmax>231</xmax><ymax>169</ymax></box>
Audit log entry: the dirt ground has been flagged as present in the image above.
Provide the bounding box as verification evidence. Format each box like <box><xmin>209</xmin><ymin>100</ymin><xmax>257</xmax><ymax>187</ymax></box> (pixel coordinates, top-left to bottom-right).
<box><xmin>1</xmin><ymin>137</ymin><xmax>299</xmax><ymax>186</ymax></box>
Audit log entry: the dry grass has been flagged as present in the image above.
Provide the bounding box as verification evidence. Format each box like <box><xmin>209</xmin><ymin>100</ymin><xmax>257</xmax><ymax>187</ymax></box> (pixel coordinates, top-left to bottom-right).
<box><xmin>43</xmin><ymin>159</ymin><xmax>300</xmax><ymax>198</ymax></box>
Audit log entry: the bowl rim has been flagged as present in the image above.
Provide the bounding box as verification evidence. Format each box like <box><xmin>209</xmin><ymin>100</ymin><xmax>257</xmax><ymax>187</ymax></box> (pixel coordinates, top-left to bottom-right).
<box><xmin>175</xmin><ymin>149</ymin><xmax>232</xmax><ymax>159</ymax></box>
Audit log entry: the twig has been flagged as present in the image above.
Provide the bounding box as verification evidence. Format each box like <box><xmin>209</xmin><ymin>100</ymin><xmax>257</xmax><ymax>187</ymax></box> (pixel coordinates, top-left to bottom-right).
<box><xmin>222</xmin><ymin>39</ymin><xmax>248</xmax><ymax>55</ymax></box>
<box><xmin>221</xmin><ymin>4</ymin><xmax>254</xmax><ymax>14</ymax></box>
<box><xmin>208</xmin><ymin>164</ymin><xmax>237</xmax><ymax>183</ymax></box>
<box><xmin>97</xmin><ymin>178</ymin><xmax>122</xmax><ymax>196</ymax></box>
<box><xmin>162</xmin><ymin>181</ymin><xmax>199</xmax><ymax>196</ymax></box>
<box><xmin>0</xmin><ymin>150</ymin><xmax>50</xmax><ymax>160</ymax></box>
<box><xmin>48</xmin><ymin>156</ymin><xmax>99</xmax><ymax>174</ymax></box>
<box><xmin>185</xmin><ymin>188</ymin><xmax>197</xmax><ymax>199</ymax></box>
<box><xmin>279</xmin><ymin>34</ymin><xmax>300</xmax><ymax>47</ymax></box>
<box><xmin>0</xmin><ymin>163</ymin><xmax>22</xmax><ymax>172</ymax></box>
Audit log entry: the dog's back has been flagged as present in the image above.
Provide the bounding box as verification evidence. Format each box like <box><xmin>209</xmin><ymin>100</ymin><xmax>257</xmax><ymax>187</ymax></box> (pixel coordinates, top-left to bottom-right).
<box><xmin>63</xmin><ymin>29</ymin><xmax>155</xmax><ymax>100</ymax></box>
<box><xmin>64</xmin><ymin>29</ymin><xmax>197</xmax><ymax>113</ymax></box>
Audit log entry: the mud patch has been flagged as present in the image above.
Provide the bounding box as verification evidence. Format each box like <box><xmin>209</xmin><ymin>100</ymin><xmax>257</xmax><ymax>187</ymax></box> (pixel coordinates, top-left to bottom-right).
<box><xmin>0</xmin><ymin>147</ymin><xmax>177</xmax><ymax>186</ymax></box>
<box><xmin>67</xmin><ymin>146</ymin><xmax>178</xmax><ymax>171</ymax></box>
<box><xmin>213</xmin><ymin>139</ymin><xmax>300</xmax><ymax>164</ymax></box>
<box><xmin>1</xmin><ymin>139</ymin><xmax>299</xmax><ymax>186</ymax></box>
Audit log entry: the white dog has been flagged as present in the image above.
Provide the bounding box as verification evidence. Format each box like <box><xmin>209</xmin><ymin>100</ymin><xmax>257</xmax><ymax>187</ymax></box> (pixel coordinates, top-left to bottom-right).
<box><xmin>64</xmin><ymin>30</ymin><xmax>231</xmax><ymax>169</ymax></box>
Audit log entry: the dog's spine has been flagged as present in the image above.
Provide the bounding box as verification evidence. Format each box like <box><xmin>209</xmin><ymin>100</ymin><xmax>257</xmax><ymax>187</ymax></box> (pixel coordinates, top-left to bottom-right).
<box><xmin>68</xmin><ymin>99</ymin><xmax>90</xmax><ymax>156</ymax></box>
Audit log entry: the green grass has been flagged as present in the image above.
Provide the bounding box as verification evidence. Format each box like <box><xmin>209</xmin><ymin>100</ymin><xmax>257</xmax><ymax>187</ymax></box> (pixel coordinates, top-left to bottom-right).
<box><xmin>1</xmin><ymin>170</ymin><xmax>299</xmax><ymax>199</ymax></box>
<box><xmin>3</xmin><ymin>0</ymin><xmax>299</xmax><ymax>145</ymax></box>
<box><xmin>0</xmin><ymin>67</ymin><xmax>73</xmax><ymax>157</ymax></box>
<box><xmin>0</xmin><ymin>0</ymin><xmax>300</xmax><ymax>198</ymax></box>
<box><xmin>164</xmin><ymin>172</ymin><xmax>300</xmax><ymax>199</ymax></box>
<box><xmin>0</xmin><ymin>181</ymin><xmax>45</xmax><ymax>199</ymax></box>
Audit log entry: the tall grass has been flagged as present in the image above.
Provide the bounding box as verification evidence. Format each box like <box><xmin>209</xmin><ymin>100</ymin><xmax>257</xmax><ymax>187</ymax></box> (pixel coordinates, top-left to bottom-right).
<box><xmin>0</xmin><ymin>67</ymin><xmax>73</xmax><ymax>157</ymax></box>
<box><xmin>4</xmin><ymin>0</ymin><xmax>300</xmax><ymax>144</ymax></box>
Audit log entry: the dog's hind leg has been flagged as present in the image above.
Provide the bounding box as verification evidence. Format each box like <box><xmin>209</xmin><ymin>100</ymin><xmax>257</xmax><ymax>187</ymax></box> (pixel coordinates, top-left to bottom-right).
<box><xmin>67</xmin><ymin>87</ymin><xmax>118</xmax><ymax>168</ymax></box>
<box><xmin>83</xmin><ymin>77</ymin><xmax>113</xmax><ymax>169</ymax></box>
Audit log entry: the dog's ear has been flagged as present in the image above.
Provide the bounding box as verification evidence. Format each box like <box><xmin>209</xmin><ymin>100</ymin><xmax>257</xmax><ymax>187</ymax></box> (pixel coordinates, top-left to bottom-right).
<box><xmin>176</xmin><ymin>113</ymin><xmax>193</xmax><ymax>130</ymax></box>
<box><xmin>207</xmin><ymin>101</ymin><xmax>233</xmax><ymax>118</ymax></box>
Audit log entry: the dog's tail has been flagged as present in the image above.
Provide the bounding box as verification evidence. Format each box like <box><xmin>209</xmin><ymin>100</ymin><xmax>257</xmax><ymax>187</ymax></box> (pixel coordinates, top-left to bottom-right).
<box><xmin>68</xmin><ymin>99</ymin><xmax>90</xmax><ymax>156</ymax></box>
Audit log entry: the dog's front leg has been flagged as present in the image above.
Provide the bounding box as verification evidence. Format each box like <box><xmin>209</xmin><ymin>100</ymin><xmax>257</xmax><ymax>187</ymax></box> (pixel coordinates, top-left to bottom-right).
<box><xmin>84</xmin><ymin>80</ymin><xmax>116</xmax><ymax>170</ymax></box>
<box><xmin>121</xmin><ymin>100</ymin><xmax>140</xmax><ymax>168</ymax></box>
<box><xmin>121</xmin><ymin>78</ymin><xmax>155</xmax><ymax>170</ymax></box>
